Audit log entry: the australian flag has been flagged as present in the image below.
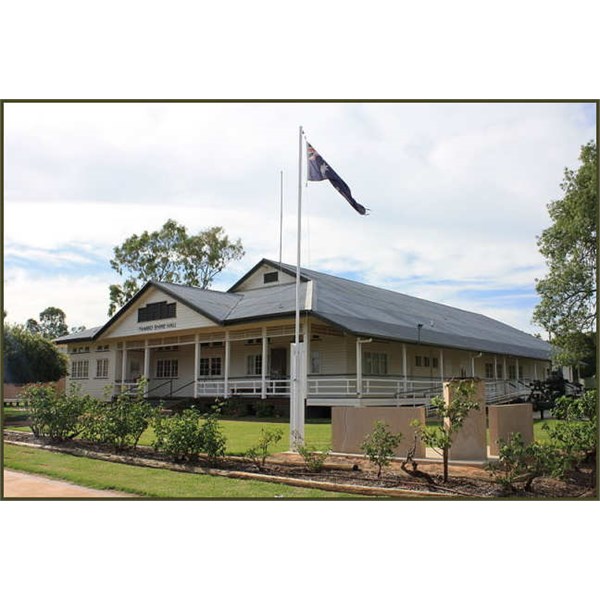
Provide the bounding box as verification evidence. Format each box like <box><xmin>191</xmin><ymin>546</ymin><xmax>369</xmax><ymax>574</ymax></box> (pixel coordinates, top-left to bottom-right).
<box><xmin>307</xmin><ymin>142</ymin><xmax>368</xmax><ymax>215</ymax></box>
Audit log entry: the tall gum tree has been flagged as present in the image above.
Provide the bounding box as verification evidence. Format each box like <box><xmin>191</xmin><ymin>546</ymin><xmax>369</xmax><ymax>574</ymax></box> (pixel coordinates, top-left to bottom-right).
<box><xmin>533</xmin><ymin>141</ymin><xmax>597</xmax><ymax>371</ymax></box>
<box><xmin>108</xmin><ymin>219</ymin><xmax>244</xmax><ymax>315</ymax></box>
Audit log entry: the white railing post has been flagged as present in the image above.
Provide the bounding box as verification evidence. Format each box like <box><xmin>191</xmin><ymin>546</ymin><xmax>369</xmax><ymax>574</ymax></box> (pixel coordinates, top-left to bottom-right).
<box><xmin>194</xmin><ymin>335</ymin><xmax>200</xmax><ymax>399</ymax></box>
<box><xmin>402</xmin><ymin>344</ymin><xmax>408</xmax><ymax>393</ymax></box>
<box><xmin>121</xmin><ymin>348</ymin><xmax>128</xmax><ymax>389</ymax></box>
<box><xmin>356</xmin><ymin>338</ymin><xmax>362</xmax><ymax>397</ymax></box>
<box><xmin>224</xmin><ymin>331</ymin><xmax>230</xmax><ymax>399</ymax></box>
<box><xmin>143</xmin><ymin>340</ymin><xmax>150</xmax><ymax>398</ymax></box>
<box><xmin>261</xmin><ymin>327</ymin><xmax>267</xmax><ymax>400</ymax></box>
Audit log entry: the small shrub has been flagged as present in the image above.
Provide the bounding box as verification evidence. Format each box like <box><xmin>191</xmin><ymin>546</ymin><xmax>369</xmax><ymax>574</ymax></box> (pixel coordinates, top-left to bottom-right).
<box><xmin>82</xmin><ymin>385</ymin><xmax>155</xmax><ymax>453</ymax></box>
<box><xmin>296</xmin><ymin>441</ymin><xmax>330</xmax><ymax>473</ymax></box>
<box><xmin>152</xmin><ymin>403</ymin><xmax>227</xmax><ymax>465</ymax></box>
<box><xmin>153</xmin><ymin>407</ymin><xmax>204</xmax><ymax>462</ymax></box>
<box><xmin>486</xmin><ymin>433</ymin><xmax>564</xmax><ymax>493</ymax></box>
<box><xmin>544</xmin><ymin>390</ymin><xmax>597</xmax><ymax>473</ymax></box>
<box><xmin>22</xmin><ymin>383</ymin><xmax>91</xmax><ymax>442</ymax></box>
<box><xmin>200</xmin><ymin>404</ymin><xmax>227</xmax><ymax>466</ymax></box>
<box><xmin>360</xmin><ymin>420</ymin><xmax>403</xmax><ymax>478</ymax></box>
<box><xmin>245</xmin><ymin>427</ymin><xmax>283</xmax><ymax>470</ymax></box>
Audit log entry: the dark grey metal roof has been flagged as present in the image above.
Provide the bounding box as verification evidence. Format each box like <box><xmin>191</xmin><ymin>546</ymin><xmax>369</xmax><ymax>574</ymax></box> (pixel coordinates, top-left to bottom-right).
<box><xmin>225</xmin><ymin>282</ymin><xmax>309</xmax><ymax>323</ymax></box>
<box><xmin>57</xmin><ymin>259</ymin><xmax>552</xmax><ymax>360</ymax></box>
<box><xmin>154</xmin><ymin>281</ymin><xmax>242</xmax><ymax>323</ymax></box>
<box><xmin>226</xmin><ymin>259</ymin><xmax>551</xmax><ymax>359</ymax></box>
<box><xmin>289</xmin><ymin>262</ymin><xmax>552</xmax><ymax>360</ymax></box>
<box><xmin>54</xmin><ymin>326</ymin><xmax>102</xmax><ymax>344</ymax></box>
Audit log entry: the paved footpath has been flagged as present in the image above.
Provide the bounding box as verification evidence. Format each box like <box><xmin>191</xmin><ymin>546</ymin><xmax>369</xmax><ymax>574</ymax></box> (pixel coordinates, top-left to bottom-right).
<box><xmin>3</xmin><ymin>469</ymin><xmax>134</xmax><ymax>498</ymax></box>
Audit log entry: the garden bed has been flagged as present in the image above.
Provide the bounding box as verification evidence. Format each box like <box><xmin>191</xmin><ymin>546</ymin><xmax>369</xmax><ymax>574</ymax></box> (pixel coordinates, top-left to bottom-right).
<box><xmin>3</xmin><ymin>430</ymin><xmax>595</xmax><ymax>498</ymax></box>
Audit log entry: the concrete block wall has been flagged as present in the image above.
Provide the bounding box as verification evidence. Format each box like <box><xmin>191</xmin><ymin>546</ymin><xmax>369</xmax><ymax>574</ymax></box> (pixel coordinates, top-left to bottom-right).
<box><xmin>332</xmin><ymin>406</ymin><xmax>426</xmax><ymax>458</ymax></box>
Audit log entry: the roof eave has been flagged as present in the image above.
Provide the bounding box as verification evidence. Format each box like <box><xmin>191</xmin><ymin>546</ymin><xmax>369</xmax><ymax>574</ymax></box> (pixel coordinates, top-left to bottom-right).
<box><xmin>228</xmin><ymin>258</ymin><xmax>310</xmax><ymax>292</ymax></box>
<box><xmin>92</xmin><ymin>281</ymin><xmax>234</xmax><ymax>340</ymax></box>
<box><xmin>152</xmin><ymin>281</ymin><xmax>230</xmax><ymax>326</ymax></box>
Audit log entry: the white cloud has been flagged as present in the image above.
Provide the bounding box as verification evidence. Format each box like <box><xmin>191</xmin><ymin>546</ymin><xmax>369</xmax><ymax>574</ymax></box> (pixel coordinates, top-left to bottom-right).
<box><xmin>3</xmin><ymin>102</ymin><xmax>595</xmax><ymax>334</ymax></box>
<box><xmin>4</xmin><ymin>269</ymin><xmax>112</xmax><ymax>329</ymax></box>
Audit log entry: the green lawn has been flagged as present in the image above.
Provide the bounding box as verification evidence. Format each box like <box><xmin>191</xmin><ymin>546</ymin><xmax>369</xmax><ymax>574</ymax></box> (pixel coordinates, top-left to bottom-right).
<box><xmin>3</xmin><ymin>443</ymin><xmax>362</xmax><ymax>499</ymax></box>
<box><xmin>134</xmin><ymin>417</ymin><xmax>331</xmax><ymax>454</ymax></box>
<box><xmin>4</xmin><ymin>416</ymin><xmax>558</xmax><ymax>452</ymax></box>
<box><xmin>2</xmin><ymin>407</ymin><xmax>30</xmax><ymax>423</ymax></box>
<box><xmin>3</xmin><ymin>416</ymin><xmax>563</xmax><ymax>498</ymax></box>
<box><xmin>533</xmin><ymin>418</ymin><xmax>559</xmax><ymax>443</ymax></box>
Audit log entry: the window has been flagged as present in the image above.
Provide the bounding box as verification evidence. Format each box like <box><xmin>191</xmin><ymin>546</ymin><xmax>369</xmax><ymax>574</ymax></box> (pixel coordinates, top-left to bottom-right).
<box><xmin>497</xmin><ymin>364</ymin><xmax>503</xmax><ymax>379</ymax></box>
<box><xmin>263</xmin><ymin>272</ymin><xmax>279</xmax><ymax>284</ymax></box>
<box><xmin>96</xmin><ymin>344</ymin><xmax>109</xmax><ymax>352</ymax></box>
<box><xmin>96</xmin><ymin>358</ymin><xmax>109</xmax><ymax>378</ymax></box>
<box><xmin>518</xmin><ymin>365</ymin><xmax>524</xmax><ymax>379</ymax></box>
<box><xmin>199</xmin><ymin>358</ymin><xmax>210</xmax><ymax>377</ymax></box>
<box><xmin>364</xmin><ymin>352</ymin><xmax>388</xmax><ymax>375</ymax></box>
<box><xmin>71</xmin><ymin>360</ymin><xmax>89</xmax><ymax>379</ymax></box>
<box><xmin>311</xmin><ymin>351</ymin><xmax>321</xmax><ymax>374</ymax></box>
<box><xmin>70</xmin><ymin>346</ymin><xmax>90</xmax><ymax>354</ymax></box>
<box><xmin>211</xmin><ymin>357</ymin><xmax>222</xmax><ymax>376</ymax></box>
<box><xmin>485</xmin><ymin>363</ymin><xmax>494</xmax><ymax>379</ymax></box>
<box><xmin>156</xmin><ymin>359</ymin><xmax>178</xmax><ymax>378</ymax></box>
<box><xmin>415</xmin><ymin>355</ymin><xmax>437</xmax><ymax>369</ymax></box>
<box><xmin>138</xmin><ymin>301</ymin><xmax>177</xmax><ymax>323</ymax></box>
<box><xmin>199</xmin><ymin>357</ymin><xmax>222</xmax><ymax>377</ymax></box>
<box><xmin>247</xmin><ymin>354</ymin><xmax>262</xmax><ymax>376</ymax></box>
<box><xmin>508</xmin><ymin>365</ymin><xmax>517</xmax><ymax>380</ymax></box>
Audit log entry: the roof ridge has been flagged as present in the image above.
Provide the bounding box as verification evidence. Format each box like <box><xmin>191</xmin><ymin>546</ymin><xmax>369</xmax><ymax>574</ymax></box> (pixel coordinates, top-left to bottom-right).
<box><xmin>154</xmin><ymin>280</ymin><xmax>242</xmax><ymax>297</ymax></box>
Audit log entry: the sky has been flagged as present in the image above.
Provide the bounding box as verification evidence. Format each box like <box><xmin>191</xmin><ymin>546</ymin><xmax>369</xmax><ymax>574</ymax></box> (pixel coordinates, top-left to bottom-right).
<box><xmin>3</xmin><ymin>101</ymin><xmax>596</xmax><ymax>335</ymax></box>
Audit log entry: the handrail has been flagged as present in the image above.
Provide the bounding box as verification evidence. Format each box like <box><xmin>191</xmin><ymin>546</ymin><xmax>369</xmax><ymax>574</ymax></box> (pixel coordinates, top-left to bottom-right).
<box><xmin>168</xmin><ymin>379</ymin><xmax>195</xmax><ymax>397</ymax></box>
<box><xmin>147</xmin><ymin>378</ymin><xmax>176</xmax><ymax>396</ymax></box>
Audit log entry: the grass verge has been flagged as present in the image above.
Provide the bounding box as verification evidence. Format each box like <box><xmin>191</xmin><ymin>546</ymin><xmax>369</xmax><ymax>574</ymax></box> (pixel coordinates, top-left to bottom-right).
<box><xmin>133</xmin><ymin>417</ymin><xmax>331</xmax><ymax>454</ymax></box>
<box><xmin>4</xmin><ymin>416</ymin><xmax>559</xmax><ymax>453</ymax></box>
<box><xmin>3</xmin><ymin>443</ymin><xmax>361</xmax><ymax>499</ymax></box>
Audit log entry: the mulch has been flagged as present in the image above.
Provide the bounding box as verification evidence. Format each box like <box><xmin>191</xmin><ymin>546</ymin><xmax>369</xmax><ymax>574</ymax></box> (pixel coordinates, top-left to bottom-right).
<box><xmin>3</xmin><ymin>430</ymin><xmax>596</xmax><ymax>499</ymax></box>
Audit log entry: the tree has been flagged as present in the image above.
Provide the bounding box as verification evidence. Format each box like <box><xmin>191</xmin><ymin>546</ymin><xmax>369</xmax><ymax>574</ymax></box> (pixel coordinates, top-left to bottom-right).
<box><xmin>3</xmin><ymin>324</ymin><xmax>68</xmax><ymax>384</ymax></box>
<box><xmin>245</xmin><ymin>427</ymin><xmax>284</xmax><ymax>470</ymax></box>
<box><xmin>26</xmin><ymin>307</ymin><xmax>70</xmax><ymax>340</ymax></box>
<box><xmin>25</xmin><ymin>306</ymin><xmax>69</xmax><ymax>340</ymax></box>
<box><xmin>413</xmin><ymin>379</ymin><xmax>480</xmax><ymax>482</ymax></box>
<box><xmin>108</xmin><ymin>219</ymin><xmax>245</xmax><ymax>315</ymax></box>
<box><xmin>25</xmin><ymin>318</ymin><xmax>42</xmax><ymax>335</ymax></box>
<box><xmin>533</xmin><ymin>141</ymin><xmax>597</xmax><ymax>368</ymax></box>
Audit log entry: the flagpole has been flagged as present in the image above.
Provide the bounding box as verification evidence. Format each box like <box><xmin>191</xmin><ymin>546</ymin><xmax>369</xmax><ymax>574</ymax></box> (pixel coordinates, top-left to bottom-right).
<box><xmin>295</xmin><ymin>126</ymin><xmax>303</xmax><ymax>346</ymax></box>
<box><xmin>291</xmin><ymin>125</ymin><xmax>305</xmax><ymax>448</ymax></box>
<box><xmin>279</xmin><ymin>170</ymin><xmax>284</xmax><ymax>270</ymax></box>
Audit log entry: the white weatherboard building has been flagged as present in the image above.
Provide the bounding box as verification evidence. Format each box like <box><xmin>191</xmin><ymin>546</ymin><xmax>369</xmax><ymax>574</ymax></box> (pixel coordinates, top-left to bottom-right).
<box><xmin>55</xmin><ymin>259</ymin><xmax>553</xmax><ymax>410</ymax></box>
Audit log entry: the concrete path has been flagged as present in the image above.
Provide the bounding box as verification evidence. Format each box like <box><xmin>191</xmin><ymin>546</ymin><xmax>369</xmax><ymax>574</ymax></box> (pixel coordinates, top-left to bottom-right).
<box><xmin>3</xmin><ymin>469</ymin><xmax>134</xmax><ymax>498</ymax></box>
